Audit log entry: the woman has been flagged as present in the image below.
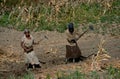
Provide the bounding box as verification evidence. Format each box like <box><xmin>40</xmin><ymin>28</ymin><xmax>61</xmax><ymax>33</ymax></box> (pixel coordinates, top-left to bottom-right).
<box><xmin>21</xmin><ymin>29</ymin><xmax>41</xmax><ymax>69</ymax></box>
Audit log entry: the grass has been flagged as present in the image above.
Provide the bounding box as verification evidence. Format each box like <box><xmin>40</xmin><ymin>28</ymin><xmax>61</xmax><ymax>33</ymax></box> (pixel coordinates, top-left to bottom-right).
<box><xmin>0</xmin><ymin>0</ymin><xmax>120</xmax><ymax>34</ymax></box>
<box><xmin>57</xmin><ymin>66</ymin><xmax>120</xmax><ymax>79</ymax></box>
<box><xmin>7</xmin><ymin>66</ymin><xmax>120</xmax><ymax>79</ymax></box>
<box><xmin>7</xmin><ymin>71</ymin><xmax>34</xmax><ymax>79</ymax></box>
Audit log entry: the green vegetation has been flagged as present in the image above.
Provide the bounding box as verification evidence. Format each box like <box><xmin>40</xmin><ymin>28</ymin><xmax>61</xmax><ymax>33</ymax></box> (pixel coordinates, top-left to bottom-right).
<box><xmin>7</xmin><ymin>72</ymin><xmax>34</xmax><ymax>79</ymax></box>
<box><xmin>8</xmin><ymin>66</ymin><xmax>120</xmax><ymax>79</ymax></box>
<box><xmin>0</xmin><ymin>0</ymin><xmax>120</xmax><ymax>33</ymax></box>
<box><xmin>56</xmin><ymin>66</ymin><xmax>120</xmax><ymax>79</ymax></box>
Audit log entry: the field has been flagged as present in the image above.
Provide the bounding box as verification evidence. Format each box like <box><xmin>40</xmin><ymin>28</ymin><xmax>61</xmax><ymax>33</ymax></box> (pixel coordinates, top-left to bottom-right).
<box><xmin>0</xmin><ymin>26</ymin><xmax>120</xmax><ymax>79</ymax></box>
<box><xmin>0</xmin><ymin>0</ymin><xmax>120</xmax><ymax>79</ymax></box>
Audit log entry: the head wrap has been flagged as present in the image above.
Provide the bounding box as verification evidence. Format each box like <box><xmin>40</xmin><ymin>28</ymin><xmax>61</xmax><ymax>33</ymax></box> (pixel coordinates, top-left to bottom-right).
<box><xmin>68</xmin><ymin>23</ymin><xmax>74</xmax><ymax>33</ymax></box>
<box><xmin>24</xmin><ymin>29</ymin><xmax>30</xmax><ymax>34</ymax></box>
<box><xmin>68</xmin><ymin>23</ymin><xmax>74</xmax><ymax>29</ymax></box>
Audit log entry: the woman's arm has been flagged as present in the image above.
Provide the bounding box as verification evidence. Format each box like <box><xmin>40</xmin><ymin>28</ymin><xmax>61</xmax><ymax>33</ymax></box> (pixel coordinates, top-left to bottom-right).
<box><xmin>21</xmin><ymin>42</ymin><xmax>28</xmax><ymax>52</ymax></box>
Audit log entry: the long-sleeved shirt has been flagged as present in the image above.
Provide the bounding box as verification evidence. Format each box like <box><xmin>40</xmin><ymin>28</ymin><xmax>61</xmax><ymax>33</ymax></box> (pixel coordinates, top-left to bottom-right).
<box><xmin>66</xmin><ymin>29</ymin><xmax>80</xmax><ymax>46</ymax></box>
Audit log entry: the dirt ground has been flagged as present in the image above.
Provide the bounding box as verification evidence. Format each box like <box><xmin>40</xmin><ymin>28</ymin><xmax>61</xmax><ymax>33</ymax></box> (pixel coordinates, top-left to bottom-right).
<box><xmin>0</xmin><ymin>27</ymin><xmax>120</xmax><ymax>79</ymax></box>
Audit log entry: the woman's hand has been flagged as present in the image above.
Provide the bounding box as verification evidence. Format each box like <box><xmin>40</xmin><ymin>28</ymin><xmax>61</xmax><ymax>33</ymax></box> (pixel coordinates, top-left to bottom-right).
<box><xmin>24</xmin><ymin>46</ymin><xmax>33</xmax><ymax>52</ymax></box>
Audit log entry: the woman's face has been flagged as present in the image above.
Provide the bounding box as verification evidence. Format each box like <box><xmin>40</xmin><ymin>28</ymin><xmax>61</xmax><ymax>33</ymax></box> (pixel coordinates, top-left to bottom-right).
<box><xmin>69</xmin><ymin>27</ymin><xmax>74</xmax><ymax>34</ymax></box>
<box><xmin>25</xmin><ymin>32</ymin><xmax>30</xmax><ymax>37</ymax></box>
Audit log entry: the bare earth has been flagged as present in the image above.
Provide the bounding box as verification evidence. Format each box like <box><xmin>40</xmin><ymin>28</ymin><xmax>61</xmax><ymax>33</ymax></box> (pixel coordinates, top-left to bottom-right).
<box><xmin>0</xmin><ymin>27</ymin><xmax>120</xmax><ymax>79</ymax></box>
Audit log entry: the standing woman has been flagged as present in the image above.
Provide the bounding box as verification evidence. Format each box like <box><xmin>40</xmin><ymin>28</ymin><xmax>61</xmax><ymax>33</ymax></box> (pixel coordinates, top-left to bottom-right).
<box><xmin>21</xmin><ymin>29</ymin><xmax>41</xmax><ymax>69</ymax></box>
<box><xmin>66</xmin><ymin>23</ymin><xmax>83</xmax><ymax>63</ymax></box>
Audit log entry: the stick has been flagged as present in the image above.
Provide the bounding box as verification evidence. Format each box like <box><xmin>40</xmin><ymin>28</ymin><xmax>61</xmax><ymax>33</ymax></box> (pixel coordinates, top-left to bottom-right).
<box><xmin>77</xmin><ymin>25</ymin><xmax>94</xmax><ymax>40</ymax></box>
<box><xmin>38</xmin><ymin>35</ymin><xmax>48</xmax><ymax>44</ymax></box>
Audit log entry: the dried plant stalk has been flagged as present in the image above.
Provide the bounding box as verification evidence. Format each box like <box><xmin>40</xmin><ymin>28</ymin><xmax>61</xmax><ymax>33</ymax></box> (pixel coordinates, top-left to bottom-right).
<box><xmin>91</xmin><ymin>37</ymin><xmax>111</xmax><ymax>71</ymax></box>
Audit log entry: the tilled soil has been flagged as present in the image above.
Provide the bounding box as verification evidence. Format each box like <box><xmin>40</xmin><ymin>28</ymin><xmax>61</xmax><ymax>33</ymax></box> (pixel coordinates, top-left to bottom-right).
<box><xmin>0</xmin><ymin>27</ymin><xmax>120</xmax><ymax>79</ymax></box>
